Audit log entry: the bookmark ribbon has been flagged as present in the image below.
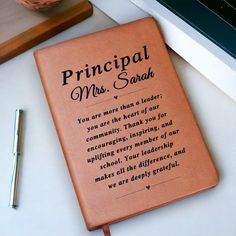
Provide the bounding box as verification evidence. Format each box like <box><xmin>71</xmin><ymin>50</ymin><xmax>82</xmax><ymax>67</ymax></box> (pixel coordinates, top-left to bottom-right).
<box><xmin>102</xmin><ymin>224</ymin><xmax>111</xmax><ymax>236</ymax></box>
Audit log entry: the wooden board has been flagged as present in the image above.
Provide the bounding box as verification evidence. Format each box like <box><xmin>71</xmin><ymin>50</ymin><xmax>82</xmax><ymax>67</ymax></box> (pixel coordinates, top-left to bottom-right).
<box><xmin>0</xmin><ymin>0</ymin><xmax>93</xmax><ymax>64</ymax></box>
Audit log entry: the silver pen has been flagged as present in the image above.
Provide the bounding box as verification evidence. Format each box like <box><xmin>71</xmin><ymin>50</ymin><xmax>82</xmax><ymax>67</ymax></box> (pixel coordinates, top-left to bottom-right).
<box><xmin>9</xmin><ymin>109</ymin><xmax>24</xmax><ymax>209</ymax></box>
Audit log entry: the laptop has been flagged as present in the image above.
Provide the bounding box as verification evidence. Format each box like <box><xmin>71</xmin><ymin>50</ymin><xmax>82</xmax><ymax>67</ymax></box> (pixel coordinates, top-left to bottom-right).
<box><xmin>129</xmin><ymin>0</ymin><xmax>236</xmax><ymax>101</ymax></box>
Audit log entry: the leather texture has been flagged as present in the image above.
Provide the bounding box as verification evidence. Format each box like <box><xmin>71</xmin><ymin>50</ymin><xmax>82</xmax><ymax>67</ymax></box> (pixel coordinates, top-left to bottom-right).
<box><xmin>34</xmin><ymin>17</ymin><xmax>219</xmax><ymax>233</ymax></box>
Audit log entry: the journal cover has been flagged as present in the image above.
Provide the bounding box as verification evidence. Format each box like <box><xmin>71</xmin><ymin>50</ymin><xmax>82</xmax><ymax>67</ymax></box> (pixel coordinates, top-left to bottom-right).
<box><xmin>34</xmin><ymin>17</ymin><xmax>219</xmax><ymax>234</ymax></box>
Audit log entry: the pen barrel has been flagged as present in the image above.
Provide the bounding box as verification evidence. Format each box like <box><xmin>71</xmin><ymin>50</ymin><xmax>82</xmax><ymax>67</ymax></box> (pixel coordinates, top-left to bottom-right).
<box><xmin>13</xmin><ymin>109</ymin><xmax>23</xmax><ymax>155</ymax></box>
<box><xmin>10</xmin><ymin>109</ymin><xmax>23</xmax><ymax>208</ymax></box>
<box><xmin>9</xmin><ymin>154</ymin><xmax>20</xmax><ymax>208</ymax></box>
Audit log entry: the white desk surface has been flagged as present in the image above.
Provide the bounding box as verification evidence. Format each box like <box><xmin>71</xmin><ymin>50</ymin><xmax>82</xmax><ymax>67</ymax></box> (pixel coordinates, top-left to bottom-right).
<box><xmin>0</xmin><ymin>6</ymin><xmax>236</xmax><ymax>236</ymax></box>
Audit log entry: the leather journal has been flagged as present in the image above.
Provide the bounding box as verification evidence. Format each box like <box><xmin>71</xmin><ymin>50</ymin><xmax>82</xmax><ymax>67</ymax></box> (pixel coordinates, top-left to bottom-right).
<box><xmin>34</xmin><ymin>17</ymin><xmax>219</xmax><ymax>235</ymax></box>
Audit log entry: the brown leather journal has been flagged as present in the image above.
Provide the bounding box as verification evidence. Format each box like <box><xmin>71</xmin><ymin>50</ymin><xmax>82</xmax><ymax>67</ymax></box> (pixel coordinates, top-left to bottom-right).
<box><xmin>34</xmin><ymin>17</ymin><xmax>219</xmax><ymax>235</ymax></box>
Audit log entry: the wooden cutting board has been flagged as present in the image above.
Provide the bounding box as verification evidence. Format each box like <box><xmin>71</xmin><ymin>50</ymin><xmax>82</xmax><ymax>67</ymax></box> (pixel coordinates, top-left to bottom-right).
<box><xmin>0</xmin><ymin>0</ymin><xmax>93</xmax><ymax>64</ymax></box>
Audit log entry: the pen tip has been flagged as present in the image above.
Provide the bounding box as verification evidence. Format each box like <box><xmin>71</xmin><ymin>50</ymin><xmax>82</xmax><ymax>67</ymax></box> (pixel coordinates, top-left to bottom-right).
<box><xmin>16</xmin><ymin>109</ymin><xmax>24</xmax><ymax>113</ymax></box>
<box><xmin>9</xmin><ymin>204</ymin><xmax>18</xmax><ymax>209</ymax></box>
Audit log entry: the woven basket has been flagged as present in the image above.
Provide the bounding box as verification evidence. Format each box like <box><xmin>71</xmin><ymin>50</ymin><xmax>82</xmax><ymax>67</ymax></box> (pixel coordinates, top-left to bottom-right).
<box><xmin>16</xmin><ymin>0</ymin><xmax>63</xmax><ymax>11</ymax></box>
